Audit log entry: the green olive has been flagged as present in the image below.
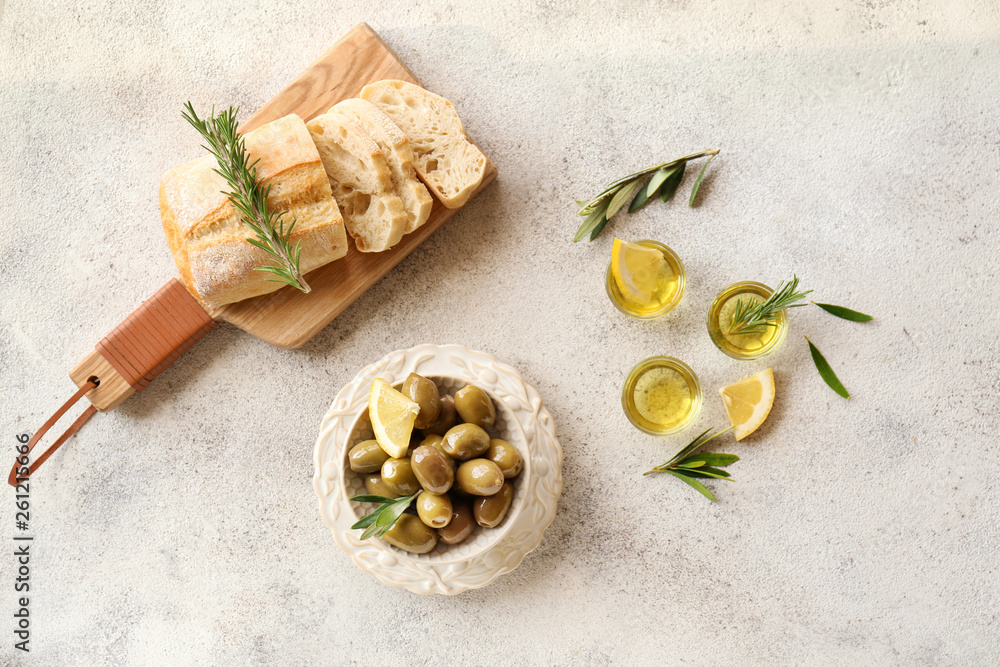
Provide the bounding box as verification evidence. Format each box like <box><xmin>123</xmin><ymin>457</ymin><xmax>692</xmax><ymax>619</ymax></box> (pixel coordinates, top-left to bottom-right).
<box><xmin>420</xmin><ymin>434</ymin><xmax>447</xmax><ymax>455</ymax></box>
<box><xmin>421</xmin><ymin>395</ymin><xmax>458</xmax><ymax>436</ymax></box>
<box><xmin>410</xmin><ymin>445</ymin><xmax>455</xmax><ymax>494</ymax></box>
<box><xmin>402</xmin><ymin>373</ymin><xmax>441</xmax><ymax>430</ymax></box>
<box><xmin>455</xmin><ymin>458</ymin><xmax>504</xmax><ymax>496</ymax></box>
<box><xmin>487</xmin><ymin>438</ymin><xmax>523</xmax><ymax>478</ymax></box>
<box><xmin>364</xmin><ymin>474</ymin><xmax>399</xmax><ymax>499</ymax></box>
<box><xmin>473</xmin><ymin>482</ymin><xmax>513</xmax><ymax>528</ymax></box>
<box><xmin>348</xmin><ymin>439</ymin><xmax>391</xmax><ymax>474</ymax></box>
<box><xmin>382</xmin><ymin>513</ymin><xmax>438</xmax><ymax>554</ymax></box>
<box><xmin>438</xmin><ymin>499</ymin><xmax>475</xmax><ymax>545</ymax></box>
<box><xmin>416</xmin><ymin>491</ymin><xmax>452</xmax><ymax>529</ymax></box>
<box><xmin>381</xmin><ymin>458</ymin><xmax>420</xmax><ymax>496</ymax></box>
<box><xmin>442</xmin><ymin>423</ymin><xmax>490</xmax><ymax>461</ymax></box>
<box><xmin>454</xmin><ymin>385</ymin><xmax>496</xmax><ymax>429</ymax></box>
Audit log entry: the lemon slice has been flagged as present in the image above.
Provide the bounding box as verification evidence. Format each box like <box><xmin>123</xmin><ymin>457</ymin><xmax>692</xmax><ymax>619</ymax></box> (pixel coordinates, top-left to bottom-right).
<box><xmin>369</xmin><ymin>378</ymin><xmax>420</xmax><ymax>458</ymax></box>
<box><xmin>719</xmin><ymin>368</ymin><xmax>775</xmax><ymax>440</ymax></box>
<box><xmin>611</xmin><ymin>239</ymin><xmax>667</xmax><ymax>306</ymax></box>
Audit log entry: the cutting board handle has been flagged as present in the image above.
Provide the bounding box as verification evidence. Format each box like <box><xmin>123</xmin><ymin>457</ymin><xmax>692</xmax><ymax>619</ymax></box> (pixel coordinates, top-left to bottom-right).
<box><xmin>10</xmin><ymin>279</ymin><xmax>217</xmax><ymax>485</ymax></box>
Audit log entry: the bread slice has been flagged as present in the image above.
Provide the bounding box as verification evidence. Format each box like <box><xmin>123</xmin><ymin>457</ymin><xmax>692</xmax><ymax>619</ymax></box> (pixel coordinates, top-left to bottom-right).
<box><xmin>159</xmin><ymin>114</ymin><xmax>348</xmax><ymax>310</ymax></box>
<box><xmin>330</xmin><ymin>98</ymin><xmax>433</xmax><ymax>234</ymax></box>
<box><xmin>306</xmin><ymin>113</ymin><xmax>407</xmax><ymax>252</ymax></box>
<box><xmin>359</xmin><ymin>80</ymin><xmax>487</xmax><ymax>209</ymax></box>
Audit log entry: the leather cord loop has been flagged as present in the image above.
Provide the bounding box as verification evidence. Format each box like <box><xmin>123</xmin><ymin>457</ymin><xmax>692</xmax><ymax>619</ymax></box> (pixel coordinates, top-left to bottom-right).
<box><xmin>8</xmin><ymin>379</ymin><xmax>99</xmax><ymax>487</ymax></box>
<box><xmin>15</xmin><ymin>279</ymin><xmax>216</xmax><ymax>486</ymax></box>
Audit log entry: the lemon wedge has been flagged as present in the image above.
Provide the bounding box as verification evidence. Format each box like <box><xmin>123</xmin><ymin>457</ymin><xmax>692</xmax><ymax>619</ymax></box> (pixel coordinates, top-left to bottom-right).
<box><xmin>611</xmin><ymin>239</ymin><xmax>667</xmax><ymax>306</ymax></box>
<box><xmin>719</xmin><ymin>368</ymin><xmax>775</xmax><ymax>440</ymax></box>
<box><xmin>369</xmin><ymin>378</ymin><xmax>420</xmax><ymax>458</ymax></box>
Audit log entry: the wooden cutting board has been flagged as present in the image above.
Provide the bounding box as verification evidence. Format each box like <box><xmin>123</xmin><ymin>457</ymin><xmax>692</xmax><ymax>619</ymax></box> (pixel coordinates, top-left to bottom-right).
<box><xmin>68</xmin><ymin>22</ymin><xmax>496</xmax><ymax>412</ymax></box>
<box><xmin>217</xmin><ymin>22</ymin><xmax>496</xmax><ymax>349</ymax></box>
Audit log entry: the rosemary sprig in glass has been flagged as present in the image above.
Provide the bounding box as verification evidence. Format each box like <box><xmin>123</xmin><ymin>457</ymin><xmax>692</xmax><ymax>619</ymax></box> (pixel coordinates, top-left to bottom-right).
<box><xmin>349</xmin><ymin>492</ymin><xmax>420</xmax><ymax>540</ymax></box>
<box><xmin>183</xmin><ymin>102</ymin><xmax>311</xmax><ymax>293</ymax></box>
<box><xmin>644</xmin><ymin>426</ymin><xmax>738</xmax><ymax>502</ymax></box>
<box><xmin>572</xmin><ymin>149</ymin><xmax>719</xmax><ymax>242</ymax></box>
<box><xmin>726</xmin><ymin>275</ymin><xmax>812</xmax><ymax>336</ymax></box>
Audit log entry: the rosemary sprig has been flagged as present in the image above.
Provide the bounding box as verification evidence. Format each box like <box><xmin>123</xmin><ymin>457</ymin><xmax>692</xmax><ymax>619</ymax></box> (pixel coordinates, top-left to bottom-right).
<box><xmin>349</xmin><ymin>493</ymin><xmax>420</xmax><ymax>540</ymax></box>
<box><xmin>182</xmin><ymin>102</ymin><xmax>311</xmax><ymax>293</ymax></box>
<box><xmin>572</xmin><ymin>149</ymin><xmax>719</xmax><ymax>242</ymax></box>
<box><xmin>726</xmin><ymin>276</ymin><xmax>812</xmax><ymax>336</ymax></box>
<box><xmin>644</xmin><ymin>426</ymin><xmax>738</xmax><ymax>502</ymax></box>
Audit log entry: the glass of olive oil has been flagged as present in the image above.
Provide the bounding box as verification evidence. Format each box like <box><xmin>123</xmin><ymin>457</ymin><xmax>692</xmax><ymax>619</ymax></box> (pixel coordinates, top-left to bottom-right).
<box><xmin>621</xmin><ymin>356</ymin><xmax>703</xmax><ymax>435</ymax></box>
<box><xmin>605</xmin><ymin>240</ymin><xmax>686</xmax><ymax>320</ymax></box>
<box><xmin>707</xmin><ymin>281</ymin><xmax>789</xmax><ymax>360</ymax></box>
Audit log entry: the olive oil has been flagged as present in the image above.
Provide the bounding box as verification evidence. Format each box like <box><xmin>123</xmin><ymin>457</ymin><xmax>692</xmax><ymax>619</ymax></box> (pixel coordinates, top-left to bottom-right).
<box><xmin>606</xmin><ymin>240</ymin><xmax>686</xmax><ymax>320</ymax></box>
<box><xmin>622</xmin><ymin>357</ymin><xmax>702</xmax><ymax>435</ymax></box>
<box><xmin>707</xmin><ymin>281</ymin><xmax>789</xmax><ymax>360</ymax></box>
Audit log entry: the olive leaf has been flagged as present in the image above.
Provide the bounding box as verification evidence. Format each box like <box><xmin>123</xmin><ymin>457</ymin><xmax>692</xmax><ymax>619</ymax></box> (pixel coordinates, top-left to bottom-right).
<box><xmin>805</xmin><ymin>336</ymin><xmax>850</xmax><ymax>399</ymax></box>
<box><xmin>631</xmin><ymin>164</ymin><xmax>683</xmax><ymax>213</ymax></box>
<box><xmin>628</xmin><ymin>185</ymin><xmax>653</xmax><ymax>213</ymax></box>
<box><xmin>688</xmin><ymin>153</ymin><xmax>716</xmax><ymax>206</ymax></box>
<box><xmin>645</xmin><ymin>166</ymin><xmax>675</xmax><ymax>198</ymax></box>
<box><xmin>812</xmin><ymin>302</ymin><xmax>873</xmax><ymax>322</ymax></box>
<box><xmin>697</xmin><ymin>453</ymin><xmax>740</xmax><ymax>467</ymax></box>
<box><xmin>658</xmin><ymin>161</ymin><xmax>686</xmax><ymax>202</ymax></box>
<box><xmin>589</xmin><ymin>211</ymin><xmax>612</xmax><ymax>241</ymax></box>
<box><xmin>572</xmin><ymin>199</ymin><xmax>610</xmax><ymax>242</ymax></box>
<box><xmin>678</xmin><ymin>466</ymin><xmax>732</xmax><ymax>480</ymax></box>
<box><xmin>606</xmin><ymin>181</ymin><xmax>640</xmax><ymax>220</ymax></box>
<box><xmin>645</xmin><ymin>427</ymin><xmax>739</xmax><ymax>502</ymax></box>
<box><xmin>572</xmin><ymin>150</ymin><xmax>719</xmax><ymax>242</ymax></box>
<box><xmin>350</xmin><ymin>492</ymin><xmax>420</xmax><ymax>540</ymax></box>
<box><xmin>668</xmin><ymin>471</ymin><xmax>717</xmax><ymax>502</ymax></box>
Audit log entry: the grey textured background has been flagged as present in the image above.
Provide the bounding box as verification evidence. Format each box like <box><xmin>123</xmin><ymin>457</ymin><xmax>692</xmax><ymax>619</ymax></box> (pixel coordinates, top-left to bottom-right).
<box><xmin>2</xmin><ymin>1</ymin><xmax>998</xmax><ymax>664</ymax></box>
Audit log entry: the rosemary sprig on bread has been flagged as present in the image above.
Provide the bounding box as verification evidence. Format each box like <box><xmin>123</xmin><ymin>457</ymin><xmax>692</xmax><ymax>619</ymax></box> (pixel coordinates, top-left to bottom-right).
<box><xmin>573</xmin><ymin>149</ymin><xmax>719</xmax><ymax>242</ymax></box>
<box><xmin>182</xmin><ymin>103</ymin><xmax>311</xmax><ymax>293</ymax></box>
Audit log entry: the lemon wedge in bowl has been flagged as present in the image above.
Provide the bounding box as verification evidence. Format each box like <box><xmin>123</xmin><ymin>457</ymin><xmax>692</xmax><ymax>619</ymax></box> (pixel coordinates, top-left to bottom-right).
<box><xmin>369</xmin><ymin>378</ymin><xmax>420</xmax><ymax>458</ymax></box>
<box><xmin>719</xmin><ymin>368</ymin><xmax>775</xmax><ymax>440</ymax></box>
<box><xmin>611</xmin><ymin>238</ymin><xmax>667</xmax><ymax>306</ymax></box>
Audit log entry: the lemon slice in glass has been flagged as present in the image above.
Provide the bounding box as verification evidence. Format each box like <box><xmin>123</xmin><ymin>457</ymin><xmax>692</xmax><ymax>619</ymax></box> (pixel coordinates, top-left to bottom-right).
<box><xmin>719</xmin><ymin>368</ymin><xmax>775</xmax><ymax>440</ymax></box>
<box><xmin>369</xmin><ymin>378</ymin><xmax>420</xmax><ymax>458</ymax></box>
<box><xmin>611</xmin><ymin>239</ymin><xmax>667</xmax><ymax>306</ymax></box>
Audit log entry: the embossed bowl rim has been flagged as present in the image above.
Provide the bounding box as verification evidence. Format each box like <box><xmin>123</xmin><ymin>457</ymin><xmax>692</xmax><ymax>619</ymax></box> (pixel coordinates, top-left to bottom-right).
<box><xmin>313</xmin><ymin>344</ymin><xmax>563</xmax><ymax>595</ymax></box>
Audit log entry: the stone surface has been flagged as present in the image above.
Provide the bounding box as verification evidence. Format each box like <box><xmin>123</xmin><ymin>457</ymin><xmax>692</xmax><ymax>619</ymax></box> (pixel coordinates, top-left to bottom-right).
<box><xmin>1</xmin><ymin>1</ymin><xmax>998</xmax><ymax>664</ymax></box>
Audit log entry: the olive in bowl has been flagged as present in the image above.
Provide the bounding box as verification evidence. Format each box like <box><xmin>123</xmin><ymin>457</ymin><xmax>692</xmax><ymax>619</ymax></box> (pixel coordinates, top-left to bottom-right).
<box><xmin>402</xmin><ymin>373</ymin><xmax>441</xmax><ymax>429</ymax></box>
<box><xmin>473</xmin><ymin>482</ymin><xmax>513</xmax><ymax>528</ymax></box>
<box><xmin>441</xmin><ymin>423</ymin><xmax>490</xmax><ymax>460</ymax></box>
<box><xmin>410</xmin><ymin>445</ymin><xmax>454</xmax><ymax>495</ymax></box>
<box><xmin>456</xmin><ymin>459</ymin><xmax>505</xmax><ymax>496</ymax></box>
<box><xmin>347</xmin><ymin>374</ymin><xmax>525</xmax><ymax>555</ymax></box>
<box><xmin>348</xmin><ymin>440</ymin><xmax>391</xmax><ymax>474</ymax></box>
<box><xmin>454</xmin><ymin>385</ymin><xmax>496</xmax><ymax>428</ymax></box>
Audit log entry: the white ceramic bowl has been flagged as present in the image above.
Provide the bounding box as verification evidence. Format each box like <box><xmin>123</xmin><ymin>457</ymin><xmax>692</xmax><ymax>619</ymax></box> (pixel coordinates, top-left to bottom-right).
<box><xmin>313</xmin><ymin>344</ymin><xmax>562</xmax><ymax>595</ymax></box>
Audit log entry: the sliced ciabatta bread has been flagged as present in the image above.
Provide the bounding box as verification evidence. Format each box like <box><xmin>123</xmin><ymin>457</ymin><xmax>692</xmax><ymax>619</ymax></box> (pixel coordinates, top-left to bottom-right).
<box><xmin>359</xmin><ymin>80</ymin><xmax>487</xmax><ymax>209</ymax></box>
<box><xmin>330</xmin><ymin>98</ymin><xmax>433</xmax><ymax>234</ymax></box>
<box><xmin>306</xmin><ymin>113</ymin><xmax>407</xmax><ymax>252</ymax></box>
<box><xmin>159</xmin><ymin>114</ymin><xmax>348</xmax><ymax>309</ymax></box>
